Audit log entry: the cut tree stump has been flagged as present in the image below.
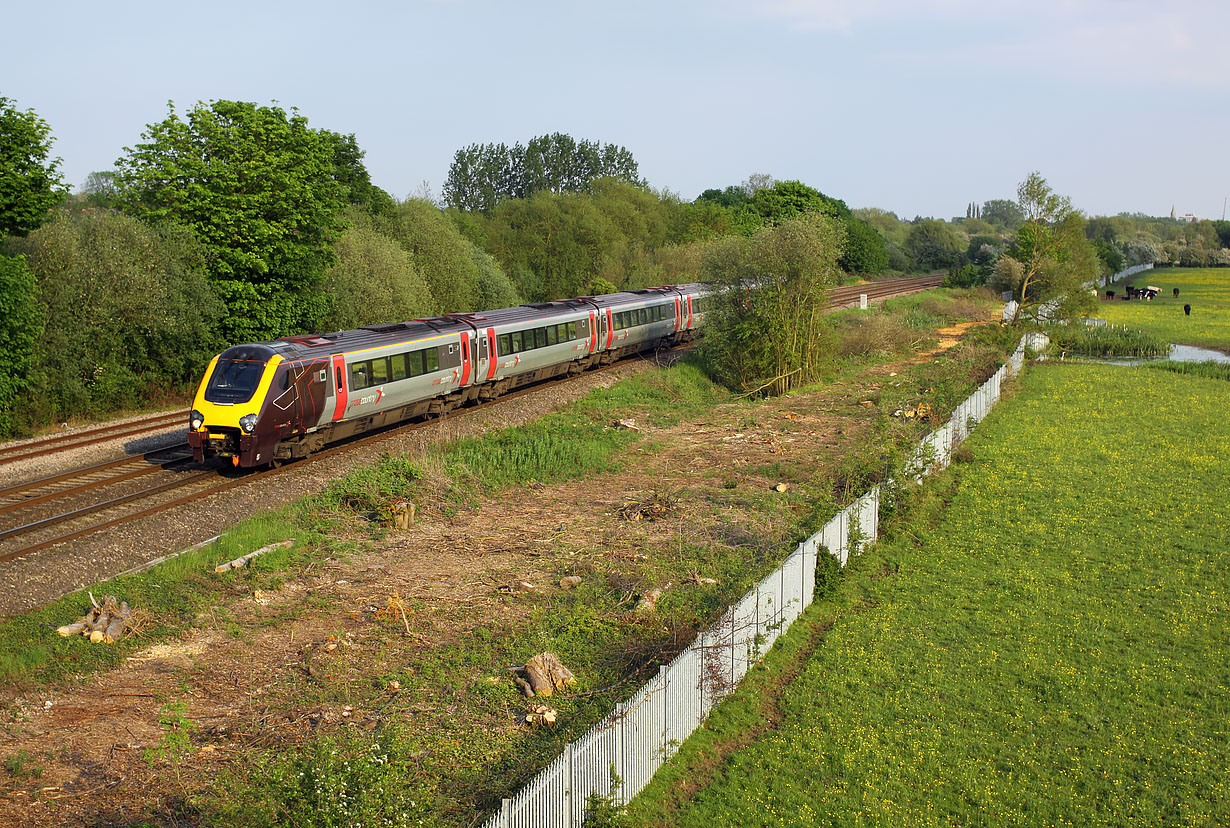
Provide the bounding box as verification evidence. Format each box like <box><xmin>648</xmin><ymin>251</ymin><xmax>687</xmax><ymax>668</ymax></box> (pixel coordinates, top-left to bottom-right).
<box><xmin>102</xmin><ymin>602</ymin><xmax>132</xmax><ymax>644</ymax></box>
<box><xmin>387</xmin><ymin>501</ymin><xmax>415</xmax><ymax>530</ymax></box>
<box><xmin>522</xmin><ymin>653</ymin><xmax>576</xmax><ymax>697</ymax></box>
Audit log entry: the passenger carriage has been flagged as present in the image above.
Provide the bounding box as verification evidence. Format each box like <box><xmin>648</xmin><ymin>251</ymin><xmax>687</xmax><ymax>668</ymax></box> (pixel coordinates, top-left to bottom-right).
<box><xmin>187</xmin><ymin>284</ymin><xmax>713</xmax><ymax>468</ymax></box>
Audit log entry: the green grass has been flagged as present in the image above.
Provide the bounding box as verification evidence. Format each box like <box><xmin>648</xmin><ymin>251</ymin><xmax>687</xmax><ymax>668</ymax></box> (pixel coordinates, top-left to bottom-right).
<box><xmin>1100</xmin><ymin>267</ymin><xmax>1230</xmax><ymax>349</ymax></box>
<box><xmin>629</xmin><ymin>364</ymin><xmax>1230</xmax><ymax>828</ymax></box>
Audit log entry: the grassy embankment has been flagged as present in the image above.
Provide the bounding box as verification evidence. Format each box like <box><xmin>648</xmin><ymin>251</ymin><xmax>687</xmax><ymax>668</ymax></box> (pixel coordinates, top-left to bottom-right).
<box><xmin>628</xmin><ymin>364</ymin><xmax>1230</xmax><ymax>827</ymax></box>
<box><xmin>0</xmin><ymin>289</ymin><xmax>1008</xmax><ymax>825</ymax></box>
<box><xmin>1099</xmin><ymin>267</ymin><xmax>1230</xmax><ymax>351</ymax></box>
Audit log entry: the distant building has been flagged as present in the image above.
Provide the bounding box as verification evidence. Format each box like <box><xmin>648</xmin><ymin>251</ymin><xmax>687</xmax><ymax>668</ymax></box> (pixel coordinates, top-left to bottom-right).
<box><xmin>1169</xmin><ymin>206</ymin><xmax>1199</xmax><ymax>222</ymax></box>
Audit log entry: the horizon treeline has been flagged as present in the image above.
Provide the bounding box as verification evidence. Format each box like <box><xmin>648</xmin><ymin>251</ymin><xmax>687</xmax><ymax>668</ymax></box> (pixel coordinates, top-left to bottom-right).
<box><xmin>2</xmin><ymin>95</ymin><xmax>1226</xmax><ymax>434</ymax></box>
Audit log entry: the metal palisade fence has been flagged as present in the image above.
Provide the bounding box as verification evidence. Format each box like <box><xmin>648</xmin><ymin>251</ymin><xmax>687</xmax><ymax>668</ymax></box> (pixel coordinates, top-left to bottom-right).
<box><xmin>483</xmin><ymin>333</ymin><xmax>1049</xmax><ymax>828</ymax></box>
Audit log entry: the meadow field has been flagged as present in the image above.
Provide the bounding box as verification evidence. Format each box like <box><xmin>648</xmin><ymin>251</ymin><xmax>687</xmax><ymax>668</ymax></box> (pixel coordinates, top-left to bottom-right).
<box><xmin>1100</xmin><ymin>267</ymin><xmax>1230</xmax><ymax>350</ymax></box>
<box><xmin>629</xmin><ymin>364</ymin><xmax>1230</xmax><ymax>827</ymax></box>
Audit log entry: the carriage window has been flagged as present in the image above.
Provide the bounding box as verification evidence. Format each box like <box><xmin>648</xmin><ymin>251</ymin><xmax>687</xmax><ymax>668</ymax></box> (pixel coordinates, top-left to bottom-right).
<box><xmin>510</xmin><ymin>331</ymin><xmax>524</xmax><ymax>353</ymax></box>
<box><xmin>425</xmin><ymin>347</ymin><xmax>439</xmax><ymax>372</ymax></box>
<box><xmin>350</xmin><ymin>363</ymin><xmax>370</xmax><ymax>391</ymax></box>
<box><xmin>497</xmin><ymin>333</ymin><xmax>510</xmax><ymax>355</ymax></box>
<box><xmin>534</xmin><ymin>328</ymin><xmax>548</xmax><ymax>348</ymax></box>
<box><xmin>545</xmin><ymin>326</ymin><xmax>557</xmax><ymax>346</ymax></box>
<box><xmin>390</xmin><ymin>353</ymin><xmax>408</xmax><ymax>381</ymax></box>
<box><xmin>568</xmin><ymin>322</ymin><xmax>578</xmax><ymax>340</ymax></box>
<box><xmin>371</xmin><ymin>358</ymin><xmax>389</xmax><ymax>386</ymax></box>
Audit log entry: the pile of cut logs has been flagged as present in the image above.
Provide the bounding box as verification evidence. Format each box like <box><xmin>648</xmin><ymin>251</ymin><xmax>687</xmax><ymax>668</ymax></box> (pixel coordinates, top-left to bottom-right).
<box><xmin>56</xmin><ymin>595</ymin><xmax>134</xmax><ymax>644</ymax></box>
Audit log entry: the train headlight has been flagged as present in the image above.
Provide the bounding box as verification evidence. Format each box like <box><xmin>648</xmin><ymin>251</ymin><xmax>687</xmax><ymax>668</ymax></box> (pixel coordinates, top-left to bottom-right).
<box><xmin>189</xmin><ymin>409</ymin><xmax>204</xmax><ymax>431</ymax></box>
<box><xmin>239</xmin><ymin>413</ymin><xmax>258</xmax><ymax>434</ymax></box>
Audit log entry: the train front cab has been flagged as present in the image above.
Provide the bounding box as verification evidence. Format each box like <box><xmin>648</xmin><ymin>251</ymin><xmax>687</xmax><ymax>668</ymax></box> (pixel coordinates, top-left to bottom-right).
<box><xmin>187</xmin><ymin>344</ymin><xmax>288</xmax><ymax>468</ymax></box>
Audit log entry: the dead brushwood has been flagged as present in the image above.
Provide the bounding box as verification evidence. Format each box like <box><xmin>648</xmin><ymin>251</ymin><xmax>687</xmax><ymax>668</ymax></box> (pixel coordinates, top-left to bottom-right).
<box><xmin>618</xmin><ymin>490</ymin><xmax>680</xmax><ymax>522</ymax></box>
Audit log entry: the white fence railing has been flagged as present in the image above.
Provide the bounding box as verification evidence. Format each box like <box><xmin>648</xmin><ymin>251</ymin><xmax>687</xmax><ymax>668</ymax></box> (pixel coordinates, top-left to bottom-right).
<box><xmin>481</xmin><ymin>332</ymin><xmax>1049</xmax><ymax>828</ymax></box>
<box><xmin>1103</xmin><ymin>262</ymin><xmax>1153</xmax><ymax>287</ymax></box>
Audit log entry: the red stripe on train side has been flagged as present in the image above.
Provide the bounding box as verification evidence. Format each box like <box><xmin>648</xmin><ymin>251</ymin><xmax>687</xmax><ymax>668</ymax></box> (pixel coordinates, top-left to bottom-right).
<box><xmin>486</xmin><ymin>327</ymin><xmax>497</xmax><ymax>380</ymax></box>
<box><xmin>459</xmin><ymin>333</ymin><xmax>471</xmax><ymax>386</ymax></box>
<box><xmin>331</xmin><ymin>354</ymin><xmax>347</xmax><ymax>421</ymax></box>
<box><xmin>674</xmin><ymin>297</ymin><xmax>682</xmax><ymax>332</ymax></box>
<box><xmin>687</xmin><ymin>295</ymin><xmax>694</xmax><ymax>328</ymax></box>
<box><xmin>588</xmin><ymin>311</ymin><xmax>597</xmax><ymax>353</ymax></box>
<box><xmin>605</xmin><ymin>308</ymin><xmax>614</xmax><ymax>348</ymax></box>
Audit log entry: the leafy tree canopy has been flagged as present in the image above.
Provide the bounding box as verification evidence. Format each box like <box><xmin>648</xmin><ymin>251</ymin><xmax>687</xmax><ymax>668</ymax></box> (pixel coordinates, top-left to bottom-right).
<box><xmin>905</xmin><ymin>218</ymin><xmax>964</xmax><ymax>271</ymax></box>
<box><xmin>981</xmin><ymin>198</ymin><xmax>1026</xmax><ymax>230</ymax></box>
<box><xmin>8</xmin><ymin>208</ymin><xmax>222</xmax><ymax>418</ymax></box>
<box><xmin>0</xmin><ymin>254</ymin><xmax>43</xmax><ymax>433</ymax></box>
<box><xmin>0</xmin><ymin>97</ymin><xmax>68</xmax><ymax>237</ymax></box>
<box><xmin>1006</xmin><ymin>172</ymin><xmax>1100</xmax><ymax>321</ymax></box>
<box><xmin>115</xmin><ymin>100</ymin><xmax>362</xmax><ymax>340</ymax></box>
<box><xmin>443</xmin><ymin>133</ymin><xmax>642</xmax><ymax>212</ymax></box>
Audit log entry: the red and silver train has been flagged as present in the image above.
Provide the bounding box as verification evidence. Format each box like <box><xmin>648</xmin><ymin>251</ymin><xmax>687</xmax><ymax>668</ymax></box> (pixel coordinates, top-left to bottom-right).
<box><xmin>187</xmin><ymin>284</ymin><xmax>711</xmax><ymax>467</ymax></box>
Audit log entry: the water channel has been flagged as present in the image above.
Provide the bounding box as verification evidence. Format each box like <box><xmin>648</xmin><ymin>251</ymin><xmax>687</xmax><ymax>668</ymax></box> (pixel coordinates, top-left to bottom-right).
<box><xmin>1101</xmin><ymin>343</ymin><xmax>1230</xmax><ymax>367</ymax></box>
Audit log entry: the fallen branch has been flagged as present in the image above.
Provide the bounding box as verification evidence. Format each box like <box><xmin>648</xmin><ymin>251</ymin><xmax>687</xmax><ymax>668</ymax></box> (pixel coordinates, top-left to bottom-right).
<box><xmin>214</xmin><ymin>539</ymin><xmax>294</xmax><ymax>573</ymax></box>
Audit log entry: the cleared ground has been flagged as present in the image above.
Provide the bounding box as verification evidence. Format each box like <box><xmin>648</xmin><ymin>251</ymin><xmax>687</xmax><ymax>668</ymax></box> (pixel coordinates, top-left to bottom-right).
<box><xmin>0</xmin><ymin>292</ymin><xmax>1005</xmax><ymax>827</ymax></box>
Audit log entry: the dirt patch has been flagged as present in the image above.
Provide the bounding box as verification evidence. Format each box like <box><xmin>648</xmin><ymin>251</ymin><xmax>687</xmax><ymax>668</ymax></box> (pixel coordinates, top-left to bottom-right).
<box><xmin>0</xmin><ymin>322</ymin><xmax>998</xmax><ymax>827</ymax></box>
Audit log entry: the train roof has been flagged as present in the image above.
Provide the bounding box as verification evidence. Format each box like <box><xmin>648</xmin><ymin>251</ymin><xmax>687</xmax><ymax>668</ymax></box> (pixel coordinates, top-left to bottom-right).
<box><xmin>448</xmin><ymin>298</ymin><xmax>595</xmax><ymax>327</ymax></box>
<box><xmin>230</xmin><ymin>317</ymin><xmax>472</xmax><ymax>362</ymax></box>
<box><xmin>583</xmin><ymin>286</ymin><xmax>684</xmax><ymax>309</ymax></box>
<box><xmin>219</xmin><ymin>283</ymin><xmax>714</xmax><ymax>363</ymax></box>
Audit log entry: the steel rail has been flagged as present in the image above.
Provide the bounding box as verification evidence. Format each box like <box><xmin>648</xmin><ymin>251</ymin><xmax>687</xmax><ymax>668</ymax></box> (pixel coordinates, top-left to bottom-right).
<box><xmin>0</xmin><ymin>449</ymin><xmax>194</xmax><ymax>517</ymax></box>
<box><xmin>0</xmin><ymin>413</ymin><xmax>186</xmax><ymax>466</ymax></box>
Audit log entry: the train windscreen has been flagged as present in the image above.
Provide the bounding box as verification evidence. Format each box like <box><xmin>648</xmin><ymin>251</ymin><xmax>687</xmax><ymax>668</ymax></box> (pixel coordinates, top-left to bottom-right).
<box><xmin>204</xmin><ymin>358</ymin><xmax>267</xmax><ymax>404</ymax></box>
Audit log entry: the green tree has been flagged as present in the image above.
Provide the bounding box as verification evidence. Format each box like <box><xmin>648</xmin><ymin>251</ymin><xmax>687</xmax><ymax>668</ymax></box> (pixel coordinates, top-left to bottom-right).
<box><xmin>905</xmin><ymin>219</ymin><xmax>964</xmax><ymax>270</ymax></box>
<box><xmin>385</xmin><ymin>199</ymin><xmax>482</xmax><ymax>313</ymax></box>
<box><xmin>841</xmin><ymin>216</ymin><xmax>890</xmax><ymax>274</ymax></box>
<box><xmin>1007</xmin><ymin>172</ymin><xmax>1101</xmax><ymax>322</ymax></box>
<box><xmin>0</xmin><ymin>254</ymin><xmax>43</xmax><ymax>433</ymax></box>
<box><xmin>8</xmin><ymin>209</ymin><xmax>222</xmax><ymax>420</ymax></box>
<box><xmin>471</xmin><ymin>246</ymin><xmax>522</xmax><ymax>310</ymax></box>
<box><xmin>981</xmin><ymin>198</ymin><xmax>1026</xmax><ymax>230</ymax></box>
<box><xmin>701</xmin><ymin>214</ymin><xmax>844</xmax><ymax>396</ymax></box>
<box><xmin>1213</xmin><ymin>220</ymin><xmax>1230</xmax><ymax>250</ymax></box>
<box><xmin>0</xmin><ymin>97</ymin><xmax>68</xmax><ymax>237</ymax></box>
<box><xmin>319</xmin><ymin>221</ymin><xmax>436</xmax><ymax>331</ymax></box>
<box><xmin>443</xmin><ymin>133</ymin><xmax>642</xmax><ymax>212</ymax></box>
<box><xmin>115</xmin><ymin>100</ymin><xmax>351</xmax><ymax>341</ymax></box>
<box><xmin>79</xmin><ymin>170</ymin><xmax>120</xmax><ymax>209</ymax></box>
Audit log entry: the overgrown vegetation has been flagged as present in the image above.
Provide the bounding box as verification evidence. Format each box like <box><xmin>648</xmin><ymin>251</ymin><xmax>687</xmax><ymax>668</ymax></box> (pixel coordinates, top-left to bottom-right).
<box><xmin>629</xmin><ymin>364</ymin><xmax>1230</xmax><ymax>828</ymax></box>
<box><xmin>700</xmin><ymin>214</ymin><xmax>844</xmax><ymax>396</ymax></box>
<box><xmin>1142</xmin><ymin>360</ymin><xmax>1230</xmax><ymax>380</ymax></box>
<box><xmin>1047</xmin><ymin>324</ymin><xmax>1169</xmax><ymax>357</ymax></box>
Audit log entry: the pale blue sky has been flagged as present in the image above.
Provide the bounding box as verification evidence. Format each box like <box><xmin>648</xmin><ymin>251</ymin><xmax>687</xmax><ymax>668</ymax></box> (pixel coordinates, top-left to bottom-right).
<box><xmin>4</xmin><ymin>0</ymin><xmax>1227</xmax><ymax>220</ymax></box>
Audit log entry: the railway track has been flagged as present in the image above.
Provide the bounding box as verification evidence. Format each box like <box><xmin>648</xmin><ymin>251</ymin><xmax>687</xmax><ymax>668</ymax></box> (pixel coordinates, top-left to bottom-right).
<box><xmin>0</xmin><ymin>274</ymin><xmax>944</xmax><ymax>570</ymax></box>
<box><xmin>0</xmin><ymin>411</ymin><xmax>186</xmax><ymax>467</ymax></box>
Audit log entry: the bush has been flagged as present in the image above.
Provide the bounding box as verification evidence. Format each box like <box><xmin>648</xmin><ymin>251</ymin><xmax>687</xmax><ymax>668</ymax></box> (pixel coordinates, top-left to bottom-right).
<box><xmin>320</xmin><ymin>220</ymin><xmax>436</xmax><ymax>330</ymax></box>
<box><xmin>6</xmin><ymin>208</ymin><xmax>223</xmax><ymax>424</ymax></box>
<box><xmin>0</xmin><ymin>254</ymin><xmax>42</xmax><ymax>434</ymax></box>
